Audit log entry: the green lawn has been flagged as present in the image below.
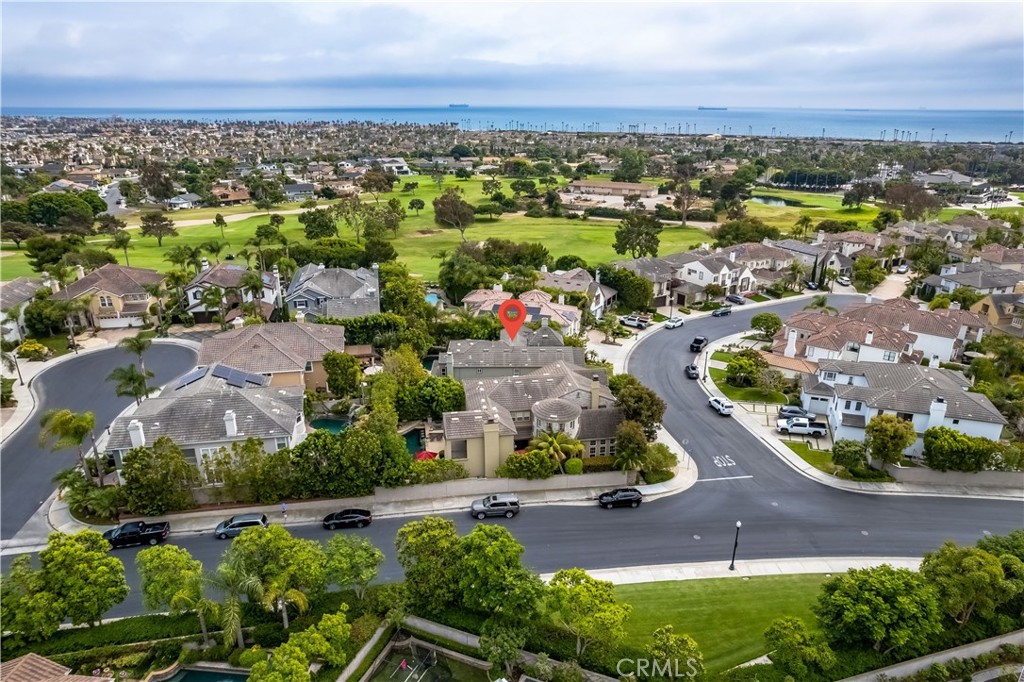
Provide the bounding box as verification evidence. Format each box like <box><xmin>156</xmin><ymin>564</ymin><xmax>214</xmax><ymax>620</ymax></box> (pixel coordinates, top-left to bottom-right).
<box><xmin>785</xmin><ymin>441</ymin><xmax>841</xmax><ymax>475</ymax></box>
<box><xmin>711</xmin><ymin>350</ymin><xmax>735</xmax><ymax>363</ymax></box>
<box><xmin>617</xmin><ymin>574</ymin><xmax>827</xmax><ymax>674</ymax></box>
<box><xmin>0</xmin><ymin>175</ymin><xmax>708</xmax><ymax>282</ymax></box>
<box><xmin>709</xmin><ymin>367</ymin><xmax>788</xmax><ymax>403</ymax></box>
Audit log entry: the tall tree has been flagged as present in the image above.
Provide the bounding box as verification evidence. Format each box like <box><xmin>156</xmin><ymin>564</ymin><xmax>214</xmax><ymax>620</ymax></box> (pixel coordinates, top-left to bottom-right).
<box><xmin>613</xmin><ymin>212</ymin><xmax>663</xmax><ymax>259</ymax></box>
<box><xmin>324</xmin><ymin>534</ymin><xmax>384</xmax><ymax>599</ymax></box>
<box><xmin>199</xmin><ymin>239</ymin><xmax>229</xmax><ymax>264</ymax></box>
<box><xmin>121</xmin><ymin>436</ymin><xmax>198</xmax><ymax>515</ymax></box>
<box><xmin>117</xmin><ymin>332</ymin><xmax>152</xmax><ymax>378</ymax></box>
<box><xmin>547</xmin><ymin>568</ymin><xmax>632</xmax><ymax>656</ymax></box>
<box><xmin>525</xmin><ymin>431</ymin><xmax>584</xmax><ymax>474</ymax></box>
<box><xmin>139</xmin><ymin>211</ymin><xmax>178</xmax><ymax>247</ymax></box>
<box><xmin>408</xmin><ymin>198</ymin><xmax>425</xmax><ymax>216</ymax></box>
<box><xmin>106</xmin><ymin>230</ymin><xmax>133</xmax><ymax>266</ymax></box>
<box><xmin>395</xmin><ymin>516</ymin><xmax>462</xmax><ymax>615</ymax></box>
<box><xmin>459</xmin><ymin>524</ymin><xmax>544</xmax><ymax>616</ymax></box>
<box><xmin>0</xmin><ymin>555</ymin><xmax>64</xmax><ymax>645</ymax></box>
<box><xmin>95</xmin><ymin>213</ymin><xmax>128</xmax><ymax>235</ymax></box>
<box><xmin>38</xmin><ymin>409</ymin><xmax>96</xmax><ymax>476</ymax></box>
<box><xmin>298</xmin><ymin>207</ymin><xmax>338</xmax><ymax>240</ymax></box>
<box><xmin>433</xmin><ymin>187</ymin><xmax>476</xmax><ymax>241</ymax></box>
<box><xmin>39</xmin><ymin>530</ymin><xmax>129</xmax><ymax>626</ymax></box>
<box><xmin>920</xmin><ymin>541</ymin><xmax>1020</xmax><ymax>628</ymax></box>
<box><xmin>803</xmin><ymin>295</ymin><xmax>838</xmax><ymax>315</ymax></box>
<box><xmin>136</xmin><ymin>545</ymin><xmax>216</xmax><ymax>644</ymax></box>
<box><xmin>208</xmin><ymin>556</ymin><xmax>263</xmax><ymax>649</ymax></box>
<box><xmin>106</xmin><ymin>363</ymin><xmax>156</xmax><ymax>405</ymax></box>
<box><xmin>213</xmin><ymin>212</ymin><xmax>228</xmax><ymax>239</ymax></box>
<box><xmin>865</xmin><ymin>414</ymin><xmax>916</xmax><ymax>465</ymax></box>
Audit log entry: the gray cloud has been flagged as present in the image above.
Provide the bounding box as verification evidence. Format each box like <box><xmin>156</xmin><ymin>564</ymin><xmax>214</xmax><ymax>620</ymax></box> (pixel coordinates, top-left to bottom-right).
<box><xmin>1</xmin><ymin>1</ymin><xmax>1021</xmax><ymax>109</ymax></box>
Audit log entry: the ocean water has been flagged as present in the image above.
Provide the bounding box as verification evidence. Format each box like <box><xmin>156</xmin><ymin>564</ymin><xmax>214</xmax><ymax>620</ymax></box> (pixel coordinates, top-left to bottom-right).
<box><xmin>2</xmin><ymin>105</ymin><xmax>1021</xmax><ymax>143</ymax></box>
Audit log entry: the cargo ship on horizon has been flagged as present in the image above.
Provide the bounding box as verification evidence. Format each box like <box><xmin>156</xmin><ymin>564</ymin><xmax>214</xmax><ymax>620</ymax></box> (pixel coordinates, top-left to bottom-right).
<box><xmin>449</xmin><ymin>103</ymin><xmax>469</xmax><ymax>108</ymax></box>
<box><xmin>697</xmin><ymin>106</ymin><xmax>727</xmax><ymax>110</ymax></box>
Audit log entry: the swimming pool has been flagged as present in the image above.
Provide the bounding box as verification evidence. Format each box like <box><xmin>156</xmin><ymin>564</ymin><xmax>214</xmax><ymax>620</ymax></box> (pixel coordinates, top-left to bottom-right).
<box><xmin>310</xmin><ymin>417</ymin><xmax>350</xmax><ymax>434</ymax></box>
<box><xmin>163</xmin><ymin>669</ymin><xmax>249</xmax><ymax>682</ymax></box>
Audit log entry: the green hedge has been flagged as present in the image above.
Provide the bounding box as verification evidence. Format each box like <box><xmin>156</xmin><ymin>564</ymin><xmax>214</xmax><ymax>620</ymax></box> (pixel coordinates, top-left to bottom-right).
<box><xmin>340</xmin><ymin>624</ymin><xmax>396</xmax><ymax>682</ymax></box>
<box><xmin>1</xmin><ymin>613</ymin><xmax>208</xmax><ymax>659</ymax></box>
<box><xmin>581</xmin><ymin>455</ymin><xmax>616</xmax><ymax>473</ymax></box>
<box><xmin>51</xmin><ymin>639</ymin><xmax>191</xmax><ymax>678</ymax></box>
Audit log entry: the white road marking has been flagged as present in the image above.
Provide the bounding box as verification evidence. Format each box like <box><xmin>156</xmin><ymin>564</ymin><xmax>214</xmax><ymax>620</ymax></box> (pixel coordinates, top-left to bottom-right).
<box><xmin>696</xmin><ymin>475</ymin><xmax>755</xmax><ymax>482</ymax></box>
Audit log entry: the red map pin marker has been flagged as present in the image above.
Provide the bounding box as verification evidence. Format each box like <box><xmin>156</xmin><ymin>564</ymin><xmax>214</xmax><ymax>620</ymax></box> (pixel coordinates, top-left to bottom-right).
<box><xmin>498</xmin><ymin>298</ymin><xmax>527</xmax><ymax>341</ymax></box>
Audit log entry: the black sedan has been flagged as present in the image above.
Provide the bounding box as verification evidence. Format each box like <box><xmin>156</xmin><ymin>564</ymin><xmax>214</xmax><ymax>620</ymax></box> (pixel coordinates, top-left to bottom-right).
<box><xmin>598</xmin><ymin>488</ymin><xmax>643</xmax><ymax>509</ymax></box>
<box><xmin>322</xmin><ymin>509</ymin><xmax>373</xmax><ymax>530</ymax></box>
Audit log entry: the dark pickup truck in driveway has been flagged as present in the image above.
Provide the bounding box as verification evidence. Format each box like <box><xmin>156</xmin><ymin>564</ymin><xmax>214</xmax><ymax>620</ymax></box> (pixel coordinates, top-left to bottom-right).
<box><xmin>103</xmin><ymin>521</ymin><xmax>170</xmax><ymax>548</ymax></box>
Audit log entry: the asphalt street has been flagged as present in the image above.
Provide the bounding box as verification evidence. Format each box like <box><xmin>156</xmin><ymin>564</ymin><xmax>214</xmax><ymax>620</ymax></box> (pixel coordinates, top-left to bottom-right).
<box><xmin>0</xmin><ymin>344</ymin><xmax>197</xmax><ymax>538</ymax></box>
<box><xmin>2</xmin><ymin>295</ymin><xmax>1022</xmax><ymax>619</ymax></box>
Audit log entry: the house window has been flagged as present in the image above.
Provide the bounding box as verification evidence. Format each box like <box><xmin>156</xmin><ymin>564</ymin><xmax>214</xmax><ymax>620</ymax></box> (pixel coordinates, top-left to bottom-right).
<box><xmin>847</xmin><ymin>343</ymin><xmax>860</xmax><ymax>352</ymax></box>
<box><xmin>295</xmin><ymin>300</ymin><xmax>307</xmax><ymax>309</ymax></box>
<box><xmin>883</xmin><ymin>351</ymin><xmax>897</xmax><ymax>362</ymax></box>
<box><xmin>844</xmin><ymin>400</ymin><xmax>852</xmax><ymax>410</ymax></box>
<box><xmin>877</xmin><ymin>410</ymin><xmax>884</xmax><ymax>416</ymax></box>
<box><xmin>304</xmin><ymin>361</ymin><xmax>313</xmax><ymax>372</ymax></box>
<box><xmin>589</xmin><ymin>446</ymin><xmax>596</xmax><ymax>456</ymax></box>
<box><xmin>1013</xmin><ymin>317</ymin><xmax>1023</xmax><ymax>328</ymax></box>
<box><xmin>275</xmin><ymin>438</ymin><xmax>289</xmax><ymax>451</ymax></box>
<box><xmin>99</xmin><ymin>295</ymin><xmax>113</xmax><ymax>308</ymax></box>
<box><xmin>896</xmin><ymin>412</ymin><xmax>914</xmax><ymax>422</ymax></box>
<box><xmin>192</xmin><ymin>290</ymin><xmax>201</xmax><ymax>301</ymax></box>
<box><xmin>823</xmin><ymin>372</ymin><xmax>837</xmax><ymax>381</ymax></box>
<box><xmin>855</xmin><ymin>402</ymin><xmax>862</xmax><ymax>410</ymax></box>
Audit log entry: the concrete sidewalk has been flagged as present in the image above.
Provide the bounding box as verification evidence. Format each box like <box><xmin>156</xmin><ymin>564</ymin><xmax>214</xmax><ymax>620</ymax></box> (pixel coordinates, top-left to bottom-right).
<box><xmin>697</xmin><ymin>331</ymin><xmax>1024</xmax><ymax>501</ymax></box>
<box><xmin>540</xmin><ymin>556</ymin><xmax>922</xmax><ymax>584</ymax></box>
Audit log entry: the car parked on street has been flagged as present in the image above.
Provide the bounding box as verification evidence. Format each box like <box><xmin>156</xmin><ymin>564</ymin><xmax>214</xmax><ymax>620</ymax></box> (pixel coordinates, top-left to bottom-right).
<box><xmin>214</xmin><ymin>513</ymin><xmax>269</xmax><ymax>539</ymax></box>
<box><xmin>711</xmin><ymin>306</ymin><xmax>732</xmax><ymax>317</ymax></box>
<box><xmin>690</xmin><ymin>336</ymin><xmax>709</xmax><ymax>351</ymax></box>
<box><xmin>470</xmin><ymin>493</ymin><xmax>520</xmax><ymax>519</ymax></box>
<box><xmin>598</xmin><ymin>488</ymin><xmax>643</xmax><ymax>509</ymax></box>
<box><xmin>103</xmin><ymin>521</ymin><xmax>170</xmax><ymax>548</ymax></box>
<box><xmin>725</xmin><ymin>294</ymin><xmax>746</xmax><ymax>305</ymax></box>
<box><xmin>778</xmin><ymin>405</ymin><xmax>817</xmax><ymax>421</ymax></box>
<box><xmin>804</xmin><ymin>280</ymin><xmax>820</xmax><ymax>290</ymax></box>
<box><xmin>685</xmin><ymin>363</ymin><xmax>700</xmax><ymax>379</ymax></box>
<box><xmin>708</xmin><ymin>397</ymin><xmax>735</xmax><ymax>416</ymax></box>
<box><xmin>664</xmin><ymin>316</ymin><xmax>685</xmax><ymax>329</ymax></box>
<box><xmin>322</xmin><ymin>508</ymin><xmax>372</xmax><ymax>530</ymax></box>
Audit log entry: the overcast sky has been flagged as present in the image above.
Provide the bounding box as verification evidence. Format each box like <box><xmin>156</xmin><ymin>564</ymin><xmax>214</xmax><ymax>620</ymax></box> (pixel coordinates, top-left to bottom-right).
<box><xmin>2</xmin><ymin>1</ymin><xmax>1022</xmax><ymax>110</ymax></box>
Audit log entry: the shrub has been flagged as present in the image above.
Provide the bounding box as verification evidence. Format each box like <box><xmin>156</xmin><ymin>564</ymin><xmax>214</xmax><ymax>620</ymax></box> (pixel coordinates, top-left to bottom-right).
<box><xmin>1</xmin><ymin>613</ymin><xmax>206</xmax><ymax>658</ymax></box>
<box><xmin>525</xmin><ymin>205</ymin><xmax>546</xmax><ymax>218</ymax></box>
<box><xmin>251</xmin><ymin>623</ymin><xmax>288</xmax><ymax>648</ymax></box>
<box><xmin>1</xmin><ymin>377</ymin><xmax>14</xmax><ymax>408</ymax></box>
<box><xmin>496</xmin><ymin>449</ymin><xmax>557</xmax><ymax>479</ymax></box>
<box><xmin>677</xmin><ymin>307</ymin><xmax>692</xmax><ymax>314</ymax></box>
<box><xmin>16</xmin><ymin>339</ymin><xmax>49</xmax><ymax>360</ymax></box>
<box><xmin>238</xmin><ymin>646</ymin><xmax>269</xmax><ymax>667</ymax></box>
<box><xmin>410</xmin><ymin>458</ymin><xmax>468</xmax><ymax>484</ymax></box>
<box><xmin>564</xmin><ymin>458</ymin><xmax>583</xmax><ymax>475</ymax></box>
<box><xmin>583</xmin><ymin>206</ymin><xmax>627</xmax><ymax>219</ymax></box>
<box><xmin>350</xmin><ymin>613</ymin><xmax>383</xmax><ymax>643</ymax></box>
<box><xmin>686</xmin><ymin>208</ymin><xmax>718</xmax><ymax>222</ymax></box>
<box><xmin>642</xmin><ymin>470</ymin><xmax>674</xmax><ymax>484</ymax></box>
<box><xmin>581</xmin><ymin>455</ymin><xmax>616</xmax><ymax>473</ymax></box>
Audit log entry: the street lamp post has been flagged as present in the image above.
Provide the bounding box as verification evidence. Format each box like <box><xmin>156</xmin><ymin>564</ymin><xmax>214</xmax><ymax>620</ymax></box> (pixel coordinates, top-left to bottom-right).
<box><xmin>728</xmin><ymin>521</ymin><xmax>742</xmax><ymax>570</ymax></box>
<box><xmin>702</xmin><ymin>350</ymin><xmax>709</xmax><ymax>383</ymax></box>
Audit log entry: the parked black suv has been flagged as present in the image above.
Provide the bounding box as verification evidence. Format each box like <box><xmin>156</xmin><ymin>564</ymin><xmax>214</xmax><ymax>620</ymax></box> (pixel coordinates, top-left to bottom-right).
<box><xmin>725</xmin><ymin>294</ymin><xmax>746</xmax><ymax>305</ymax></box>
<box><xmin>711</xmin><ymin>306</ymin><xmax>732</xmax><ymax>317</ymax></box>
<box><xmin>598</xmin><ymin>488</ymin><xmax>643</xmax><ymax>509</ymax></box>
<box><xmin>690</xmin><ymin>336</ymin><xmax>709</xmax><ymax>352</ymax></box>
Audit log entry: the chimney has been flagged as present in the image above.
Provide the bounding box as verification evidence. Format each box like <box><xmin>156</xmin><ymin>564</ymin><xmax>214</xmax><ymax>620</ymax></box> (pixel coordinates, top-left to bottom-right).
<box><xmin>541</xmin><ymin>318</ymin><xmax>549</xmax><ymax>327</ymax></box>
<box><xmin>493</xmin><ymin>282</ymin><xmax>503</xmax><ymax>292</ymax></box>
<box><xmin>729</xmin><ymin>250</ymin><xmax>736</xmax><ymax>262</ymax></box>
<box><xmin>43</xmin><ymin>271</ymin><xmax>60</xmax><ymax>294</ymax></box>
<box><xmin>295</xmin><ymin>310</ymin><xmax>306</xmax><ymax>323</ymax></box>
<box><xmin>558</xmin><ymin>293</ymin><xmax>565</xmax><ymax>305</ymax></box>
<box><xmin>928</xmin><ymin>397</ymin><xmax>948</xmax><ymax>429</ymax></box>
<box><xmin>865</xmin><ymin>329</ymin><xmax>874</xmax><ymax>345</ymax></box>
<box><xmin>784</xmin><ymin>328</ymin><xmax>798</xmax><ymax>358</ymax></box>
<box><xmin>232</xmin><ymin>316</ymin><xmax>245</xmax><ymax>328</ymax></box>
<box><xmin>224</xmin><ymin>410</ymin><xmax>237</xmax><ymax>437</ymax></box>
<box><xmin>865</xmin><ymin>294</ymin><xmax>873</xmax><ymax>304</ymax></box>
<box><xmin>762</xmin><ymin>237</ymin><xmax>773</xmax><ymax>246</ymax></box>
<box><xmin>815</xmin><ymin>230</ymin><xmax>825</xmax><ymax>244</ymax></box>
<box><xmin>540</xmin><ymin>264</ymin><xmax>548</xmax><ymax>273</ymax></box>
<box><xmin>317</xmin><ymin>262</ymin><xmax>325</xmax><ymax>270</ymax></box>
<box><xmin>950</xmin><ymin>301</ymin><xmax>961</xmax><ymax>310</ymax></box>
<box><xmin>590</xmin><ymin>373</ymin><xmax>601</xmax><ymax>410</ymax></box>
<box><xmin>700</xmin><ymin>242</ymin><xmax>710</xmax><ymax>251</ymax></box>
<box><xmin>971</xmin><ymin>256</ymin><xmax>981</xmax><ymax>264</ymax></box>
<box><xmin>445</xmin><ymin>351</ymin><xmax>454</xmax><ymax>375</ymax></box>
<box><xmin>595</xmin><ymin>269</ymin><xmax>601</xmax><ymax>284</ymax></box>
<box><xmin>128</xmin><ymin>420</ymin><xmax>145</xmax><ymax>448</ymax></box>
<box><xmin>874</xmin><ymin>235</ymin><xmax>882</xmax><ymax>249</ymax></box>
<box><xmin>482</xmin><ymin>416</ymin><xmax>501</xmax><ymax>477</ymax></box>
<box><xmin>75</xmin><ymin>264</ymin><xmax>86</xmax><ymax>281</ymax></box>
<box><xmin>200</xmin><ymin>257</ymin><xmax>210</xmax><ymax>272</ymax></box>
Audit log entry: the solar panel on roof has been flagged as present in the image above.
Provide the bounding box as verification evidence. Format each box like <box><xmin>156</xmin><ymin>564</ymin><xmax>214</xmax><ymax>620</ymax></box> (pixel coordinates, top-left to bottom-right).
<box><xmin>226</xmin><ymin>371</ymin><xmax>248</xmax><ymax>388</ymax></box>
<box><xmin>211</xmin><ymin>365</ymin><xmax>232</xmax><ymax>379</ymax></box>
<box><xmin>175</xmin><ymin>367</ymin><xmax>207</xmax><ymax>390</ymax></box>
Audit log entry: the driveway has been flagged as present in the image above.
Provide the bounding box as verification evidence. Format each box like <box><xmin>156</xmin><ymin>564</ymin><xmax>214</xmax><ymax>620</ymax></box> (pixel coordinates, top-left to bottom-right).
<box><xmin>0</xmin><ymin>345</ymin><xmax>197</xmax><ymax>539</ymax></box>
<box><xmin>871</xmin><ymin>273</ymin><xmax>912</xmax><ymax>300</ymax></box>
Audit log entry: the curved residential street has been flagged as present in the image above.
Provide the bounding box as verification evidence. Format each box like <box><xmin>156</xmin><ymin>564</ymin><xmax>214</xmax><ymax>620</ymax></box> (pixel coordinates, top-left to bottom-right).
<box><xmin>2</xmin><ymin>297</ymin><xmax>1022</xmax><ymax>619</ymax></box>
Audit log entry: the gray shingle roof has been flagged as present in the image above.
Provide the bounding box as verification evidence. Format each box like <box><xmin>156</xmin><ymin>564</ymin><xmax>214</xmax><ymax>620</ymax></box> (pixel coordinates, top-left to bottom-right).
<box><xmin>442</xmin><ymin>410</ymin><xmax>516</xmax><ymax>439</ymax></box>
<box><xmin>187</xmin><ymin>263</ymin><xmax>277</xmax><ymax>290</ymax></box>
<box><xmin>532</xmin><ymin>398</ymin><xmax>581</xmax><ymax>421</ymax></box>
<box><xmin>198</xmin><ymin>322</ymin><xmax>346</xmax><ymax>374</ymax></box>
<box><xmin>0</xmin><ymin>277</ymin><xmax>43</xmax><ymax>311</ymax></box>
<box><xmin>444</xmin><ymin>339</ymin><xmax>584</xmax><ymax>369</ymax></box>
<box><xmin>51</xmin><ymin>264</ymin><xmax>163</xmax><ymax>300</ymax></box>
<box><xmin>106</xmin><ymin>384</ymin><xmax>303</xmax><ymax>451</ymax></box>
<box><xmin>578</xmin><ymin>407</ymin><xmax>624</xmax><ymax>440</ymax></box>
<box><xmin>814</xmin><ymin>360</ymin><xmax>1006</xmax><ymax>424</ymax></box>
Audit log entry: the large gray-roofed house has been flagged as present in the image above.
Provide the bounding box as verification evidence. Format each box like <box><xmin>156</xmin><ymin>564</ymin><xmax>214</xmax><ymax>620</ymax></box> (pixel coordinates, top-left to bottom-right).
<box><xmin>0</xmin><ymin>276</ymin><xmax>43</xmax><ymax>341</ymax></box>
<box><xmin>285</xmin><ymin>264</ymin><xmax>380</xmax><ymax>321</ymax></box>
<box><xmin>923</xmin><ymin>262</ymin><xmax>1022</xmax><ymax>296</ymax></box>
<box><xmin>105</xmin><ymin>364</ymin><xmax>306</xmax><ymax>474</ymax></box>
<box><xmin>436</xmin><ymin>337</ymin><xmax>586</xmax><ymax>380</ymax></box>
<box><xmin>801</xmin><ymin>359</ymin><xmax>1005</xmax><ymax>456</ymax></box>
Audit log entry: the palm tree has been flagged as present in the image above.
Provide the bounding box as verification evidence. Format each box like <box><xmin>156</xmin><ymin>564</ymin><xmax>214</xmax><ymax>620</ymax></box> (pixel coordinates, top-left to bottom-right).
<box><xmin>106</xmin><ymin>230</ymin><xmax>134</xmax><ymax>266</ymax></box>
<box><xmin>213</xmin><ymin>213</ymin><xmax>228</xmax><ymax>240</ymax></box>
<box><xmin>117</xmin><ymin>333</ymin><xmax>152</xmax><ymax>378</ymax></box>
<box><xmin>164</xmin><ymin>269</ymin><xmax>193</xmax><ymax>318</ymax></box>
<box><xmin>107</xmin><ymin>364</ymin><xmax>157</xmax><ymax>405</ymax></box>
<box><xmin>38</xmin><ymin>409</ymin><xmax>97</xmax><ymax>479</ymax></box>
<box><xmin>234</xmin><ymin>248</ymin><xmax>256</xmax><ymax>267</ymax></box>
<box><xmin>2</xmin><ymin>346</ymin><xmax>24</xmax><ymax>386</ymax></box>
<box><xmin>244</xmin><ymin>235</ymin><xmax>274</xmax><ymax>272</ymax></box>
<box><xmin>785</xmin><ymin>261</ymin><xmax>806</xmax><ymax>292</ymax></box>
<box><xmin>882</xmin><ymin>243</ymin><xmax>900</xmax><ymax>270</ymax></box>
<box><xmin>142</xmin><ymin>281</ymin><xmax>169</xmax><ymax>336</ymax></box>
<box><xmin>261</xmin><ymin>578</ymin><xmax>309</xmax><ymax>630</ymax></box>
<box><xmin>165</xmin><ymin>246</ymin><xmax>203</xmax><ymax>274</ymax></box>
<box><xmin>54</xmin><ymin>295</ymin><xmax>93</xmax><ymax>352</ymax></box>
<box><xmin>199</xmin><ymin>239</ymin><xmax>229</xmax><ymax>264</ymax></box>
<box><xmin>526</xmin><ymin>430</ymin><xmax>584</xmax><ymax>474</ymax></box>
<box><xmin>170</xmin><ymin>573</ymin><xmax>219</xmax><ymax>646</ymax></box>
<box><xmin>208</xmin><ymin>559</ymin><xmax>263</xmax><ymax>649</ymax></box>
<box><xmin>792</xmin><ymin>215</ymin><xmax>813</xmax><ymax>238</ymax></box>
<box><xmin>239</xmin><ymin>271</ymin><xmax>266</xmax><ymax>320</ymax></box>
<box><xmin>804</xmin><ymin>295</ymin><xmax>839</xmax><ymax>315</ymax></box>
<box><xmin>200</xmin><ymin>285</ymin><xmax>228</xmax><ymax>329</ymax></box>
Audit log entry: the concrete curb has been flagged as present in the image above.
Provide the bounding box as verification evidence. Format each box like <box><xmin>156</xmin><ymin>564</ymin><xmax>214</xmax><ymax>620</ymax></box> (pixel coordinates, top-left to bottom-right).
<box><xmin>693</xmin><ymin>331</ymin><xmax>1024</xmax><ymax>501</ymax></box>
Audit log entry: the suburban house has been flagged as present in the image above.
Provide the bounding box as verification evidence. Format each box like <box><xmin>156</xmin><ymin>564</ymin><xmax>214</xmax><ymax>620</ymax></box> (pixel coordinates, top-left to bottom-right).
<box><xmin>772</xmin><ymin>239</ymin><xmax>852</xmax><ymax>276</ymax></box>
<box><xmin>567</xmin><ymin>180</ymin><xmax>658</xmax><ymax>197</ymax></box>
<box><xmin>436</xmin><ymin>329</ymin><xmax>586</xmax><ymax>380</ymax></box>
<box><xmin>40</xmin><ymin>179</ymin><xmax>92</xmax><ymax>193</ymax></box>
<box><xmin>840</xmin><ymin>296</ymin><xmax>986</xmax><ymax>364</ymax></box>
<box><xmin>613</xmin><ymin>257</ymin><xmax>675</xmax><ymax>308</ymax></box>
<box><xmin>359</xmin><ymin>157</ymin><xmax>412</xmax><ymax>175</ymax></box>
<box><xmin>921</xmin><ymin>262</ymin><xmax>1022</xmax><ymax>298</ymax></box>
<box><xmin>977</xmin><ymin>244</ymin><xmax>1024</xmax><ymax>273</ymax></box>
<box><xmin>1</xmin><ymin>652</ymin><xmax>113</xmax><ymax>682</ymax></box>
<box><xmin>772</xmin><ymin>311</ymin><xmax>919</xmax><ymax>364</ymax></box>
<box><xmin>285</xmin><ymin>264</ymin><xmax>380</xmax><ymax>321</ymax></box>
<box><xmin>197</xmin><ymin>322</ymin><xmax>352</xmax><ymax>391</ymax></box>
<box><xmin>165</xmin><ymin>192</ymin><xmax>203</xmax><ymax>210</ymax></box>
<box><xmin>282</xmin><ymin>183</ymin><xmax>316</xmax><ymax>201</ymax></box>
<box><xmin>971</xmin><ymin>291</ymin><xmax>1024</xmax><ymax>338</ymax></box>
<box><xmin>801</xmin><ymin>360</ymin><xmax>1006</xmax><ymax>457</ymax></box>
<box><xmin>50</xmin><ymin>264</ymin><xmax>163</xmax><ymax>330</ymax></box>
<box><xmin>461</xmin><ymin>286</ymin><xmax>583</xmax><ymax>336</ymax></box>
<box><xmin>817</xmin><ymin>231</ymin><xmax>904</xmax><ymax>266</ymax></box>
<box><xmin>209</xmin><ymin>186</ymin><xmax>251</xmax><ymax>205</ymax></box>
<box><xmin>104</xmin><ymin>364</ymin><xmax>306</xmax><ymax>478</ymax></box>
<box><xmin>441</xmin><ymin>334</ymin><xmax>624</xmax><ymax>476</ymax></box>
<box><xmin>537</xmin><ymin>266</ymin><xmax>618</xmax><ymax>320</ymax></box>
<box><xmin>0</xmin><ymin>276</ymin><xmax>43</xmax><ymax>341</ymax></box>
<box><xmin>183</xmin><ymin>261</ymin><xmax>281</xmax><ymax>323</ymax></box>
<box><xmin>661</xmin><ymin>249</ymin><xmax>756</xmax><ymax>297</ymax></box>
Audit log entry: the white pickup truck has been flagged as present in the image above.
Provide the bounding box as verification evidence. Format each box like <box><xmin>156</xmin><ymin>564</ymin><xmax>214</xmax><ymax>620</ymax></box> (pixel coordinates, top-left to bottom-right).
<box><xmin>619</xmin><ymin>315</ymin><xmax>650</xmax><ymax>329</ymax></box>
<box><xmin>775</xmin><ymin>417</ymin><xmax>828</xmax><ymax>437</ymax></box>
